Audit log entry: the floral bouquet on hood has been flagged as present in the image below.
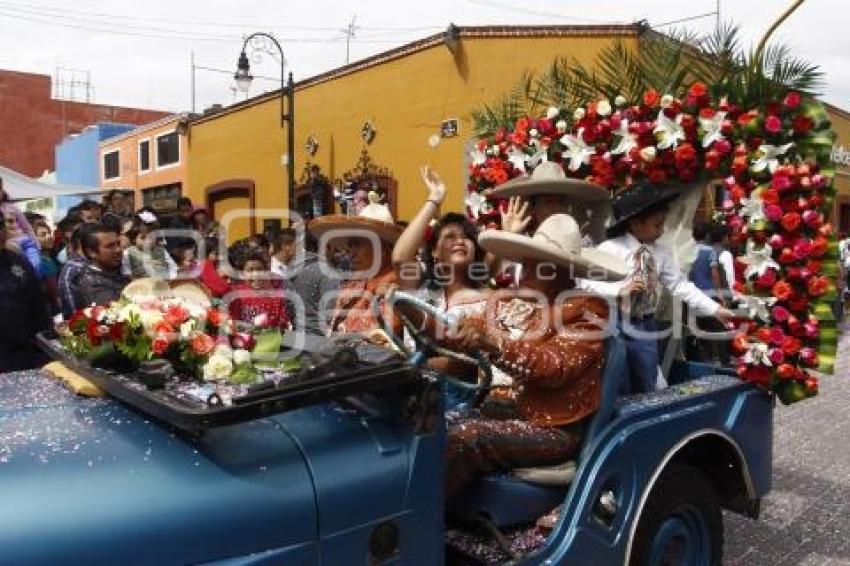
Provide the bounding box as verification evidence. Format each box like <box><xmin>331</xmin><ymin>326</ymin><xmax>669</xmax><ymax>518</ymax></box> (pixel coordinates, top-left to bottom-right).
<box><xmin>58</xmin><ymin>295</ymin><xmax>275</xmax><ymax>385</ymax></box>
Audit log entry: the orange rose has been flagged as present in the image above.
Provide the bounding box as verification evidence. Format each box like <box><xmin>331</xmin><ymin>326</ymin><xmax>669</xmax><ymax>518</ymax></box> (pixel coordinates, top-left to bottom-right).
<box><xmin>191</xmin><ymin>333</ymin><xmax>216</xmax><ymax>356</ymax></box>
<box><xmin>776</xmin><ymin>363</ymin><xmax>796</xmax><ymax>380</ymax></box>
<box><xmin>780</xmin><ymin>212</ymin><xmax>801</xmax><ymax>232</ymax></box>
<box><xmin>772</xmin><ymin>281</ymin><xmax>793</xmax><ymax>302</ymax></box>
<box><xmin>761</xmin><ymin>188</ymin><xmax>779</xmax><ymax>205</ymax></box>
<box><xmin>164</xmin><ymin>305</ymin><xmax>190</xmax><ymax>327</ymax></box>
<box><xmin>781</xmin><ymin>336</ymin><xmax>802</xmax><ymax>356</ymax></box>
<box><xmin>153</xmin><ymin>321</ymin><xmax>175</xmax><ymax>336</ymax></box>
<box><xmin>688</xmin><ymin>82</ymin><xmax>708</xmax><ymax>98</ymax></box>
<box><xmin>806</xmin><ymin>276</ymin><xmax>830</xmax><ymax>297</ymax></box>
<box><xmin>643</xmin><ymin>89</ymin><xmax>660</xmax><ymax>107</ymax></box>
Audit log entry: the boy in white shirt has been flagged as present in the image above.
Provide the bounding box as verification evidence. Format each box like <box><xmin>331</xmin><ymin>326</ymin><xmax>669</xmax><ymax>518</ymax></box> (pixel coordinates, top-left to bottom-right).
<box><xmin>579</xmin><ymin>184</ymin><xmax>736</xmax><ymax>393</ymax></box>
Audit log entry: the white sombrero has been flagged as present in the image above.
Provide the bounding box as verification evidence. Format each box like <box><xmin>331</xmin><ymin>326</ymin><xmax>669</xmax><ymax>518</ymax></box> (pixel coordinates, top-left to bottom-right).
<box><xmin>309</xmin><ymin>191</ymin><xmax>403</xmax><ymax>244</ymax></box>
<box><xmin>478</xmin><ymin>213</ymin><xmax>627</xmax><ymax>281</ymax></box>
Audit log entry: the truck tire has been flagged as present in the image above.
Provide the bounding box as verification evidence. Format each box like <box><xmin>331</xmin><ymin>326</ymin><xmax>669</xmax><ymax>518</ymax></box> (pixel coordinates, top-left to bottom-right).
<box><xmin>629</xmin><ymin>464</ymin><xmax>723</xmax><ymax>566</ymax></box>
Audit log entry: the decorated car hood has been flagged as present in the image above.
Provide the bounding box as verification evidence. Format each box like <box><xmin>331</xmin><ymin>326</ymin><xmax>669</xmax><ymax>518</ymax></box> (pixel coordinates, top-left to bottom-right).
<box><xmin>0</xmin><ymin>371</ymin><xmax>318</xmax><ymax>564</ymax></box>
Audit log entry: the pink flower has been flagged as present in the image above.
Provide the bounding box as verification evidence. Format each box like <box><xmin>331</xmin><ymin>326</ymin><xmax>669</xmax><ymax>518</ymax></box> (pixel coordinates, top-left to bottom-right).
<box><xmin>765</xmin><ymin>115</ymin><xmax>783</xmax><ymax>134</ymax></box>
<box><xmin>728</xmin><ymin>215</ymin><xmax>743</xmax><ymax>230</ymax></box>
<box><xmin>799</xmin><ymin>347</ymin><xmax>818</xmax><ymax>367</ymax></box>
<box><xmin>232</xmin><ymin>332</ymin><xmax>256</xmax><ymax>350</ymax></box>
<box><xmin>772</xmin><ymin>174</ymin><xmax>792</xmax><ymax>192</ymax></box>
<box><xmin>783</xmin><ymin>92</ymin><xmax>801</xmax><ymax>109</ymax></box>
<box><xmin>765</xmin><ymin>204</ymin><xmax>783</xmax><ymax>222</ymax></box>
<box><xmin>771</xmin><ymin>305</ymin><xmax>790</xmax><ymax>323</ymax></box>
<box><xmin>768</xmin><ymin>348</ymin><xmax>784</xmax><ymax>365</ymax></box>
<box><xmin>769</xmin><ymin>234</ymin><xmax>785</xmax><ymax>249</ymax></box>
<box><xmin>793</xmin><ymin>239</ymin><xmax>813</xmax><ymax>260</ymax></box>
<box><xmin>714</xmin><ymin>138</ymin><xmax>732</xmax><ymax>155</ymax></box>
<box><xmin>804</xmin><ymin>322</ymin><xmax>820</xmax><ymax>339</ymax></box>
<box><xmin>802</xmin><ymin>210</ymin><xmax>820</xmax><ymax>228</ymax></box>
<box><xmin>811</xmin><ymin>174</ymin><xmax>826</xmax><ymax>188</ymax></box>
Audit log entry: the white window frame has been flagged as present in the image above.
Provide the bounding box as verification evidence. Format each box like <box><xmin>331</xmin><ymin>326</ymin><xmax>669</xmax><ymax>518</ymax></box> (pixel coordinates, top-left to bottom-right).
<box><xmin>155</xmin><ymin>129</ymin><xmax>181</xmax><ymax>170</ymax></box>
<box><xmin>102</xmin><ymin>149</ymin><xmax>121</xmax><ymax>181</ymax></box>
<box><xmin>138</xmin><ymin>137</ymin><xmax>151</xmax><ymax>174</ymax></box>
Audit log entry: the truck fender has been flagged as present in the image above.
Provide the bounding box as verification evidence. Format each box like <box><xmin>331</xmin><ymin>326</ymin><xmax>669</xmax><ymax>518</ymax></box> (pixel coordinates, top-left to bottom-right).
<box><xmin>623</xmin><ymin>429</ymin><xmax>757</xmax><ymax>563</ymax></box>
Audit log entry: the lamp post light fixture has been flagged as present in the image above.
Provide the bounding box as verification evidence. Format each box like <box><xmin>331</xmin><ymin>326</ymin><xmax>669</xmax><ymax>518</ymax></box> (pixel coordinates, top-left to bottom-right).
<box><xmin>234</xmin><ymin>32</ymin><xmax>296</xmax><ymax>216</ymax></box>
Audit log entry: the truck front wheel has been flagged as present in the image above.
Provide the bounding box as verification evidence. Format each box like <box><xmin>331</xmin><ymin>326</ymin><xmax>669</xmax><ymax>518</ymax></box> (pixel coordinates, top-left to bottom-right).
<box><xmin>629</xmin><ymin>464</ymin><xmax>723</xmax><ymax>566</ymax></box>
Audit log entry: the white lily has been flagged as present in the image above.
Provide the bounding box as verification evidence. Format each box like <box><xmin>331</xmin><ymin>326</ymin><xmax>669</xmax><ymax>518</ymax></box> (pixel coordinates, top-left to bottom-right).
<box><xmin>738</xmin><ymin>190</ymin><xmax>766</xmax><ymax>222</ymax></box>
<box><xmin>654</xmin><ymin>110</ymin><xmax>686</xmax><ymax>150</ymax></box>
<box><xmin>743</xmin><ymin>342</ymin><xmax>772</xmax><ymax>366</ymax></box>
<box><xmin>611</xmin><ymin>118</ymin><xmax>638</xmax><ymax>155</ymax></box>
<box><xmin>742</xmin><ymin>240</ymin><xmax>780</xmax><ymax>279</ymax></box>
<box><xmin>751</xmin><ymin>143</ymin><xmax>794</xmax><ymax>174</ymax></box>
<box><xmin>560</xmin><ymin>128</ymin><xmax>594</xmax><ymax>172</ymax></box>
<box><xmin>738</xmin><ymin>294</ymin><xmax>777</xmax><ymax>322</ymax></box>
<box><xmin>699</xmin><ymin>110</ymin><xmax>727</xmax><ymax>148</ymax></box>
<box><xmin>507</xmin><ymin>147</ymin><xmax>529</xmax><ymax>174</ymax></box>
<box><xmin>526</xmin><ymin>146</ymin><xmax>549</xmax><ymax>169</ymax></box>
<box><xmin>465</xmin><ymin>191</ymin><xmax>487</xmax><ymax>220</ymax></box>
<box><xmin>470</xmin><ymin>147</ymin><xmax>487</xmax><ymax>166</ymax></box>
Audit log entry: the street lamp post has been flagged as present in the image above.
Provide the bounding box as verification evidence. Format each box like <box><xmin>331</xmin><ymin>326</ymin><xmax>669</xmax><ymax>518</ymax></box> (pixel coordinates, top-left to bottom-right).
<box><xmin>234</xmin><ymin>32</ymin><xmax>296</xmax><ymax>215</ymax></box>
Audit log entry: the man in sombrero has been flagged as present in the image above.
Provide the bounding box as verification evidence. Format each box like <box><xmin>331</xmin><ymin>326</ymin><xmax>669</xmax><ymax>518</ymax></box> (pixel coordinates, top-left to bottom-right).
<box><xmin>309</xmin><ymin>192</ymin><xmax>403</xmax><ymax>339</ymax></box>
<box><xmin>579</xmin><ymin>184</ymin><xmax>737</xmax><ymax>394</ymax></box>
<box><xmin>442</xmin><ymin>213</ymin><xmax>626</xmax><ymax>498</ymax></box>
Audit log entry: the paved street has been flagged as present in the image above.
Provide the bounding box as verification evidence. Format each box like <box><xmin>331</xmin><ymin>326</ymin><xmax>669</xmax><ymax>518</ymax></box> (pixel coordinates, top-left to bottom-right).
<box><xmin>724</xmin><ymin>329</ymin><xmax>850</xmax><ymax>565</ymax></box>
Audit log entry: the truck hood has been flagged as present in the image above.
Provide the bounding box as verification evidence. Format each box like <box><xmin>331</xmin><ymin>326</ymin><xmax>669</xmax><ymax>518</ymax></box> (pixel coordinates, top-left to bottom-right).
<box><xmin>0</xmin><ymin>371</ymin><xmax>318</xmax><ymax>565</ymax></box>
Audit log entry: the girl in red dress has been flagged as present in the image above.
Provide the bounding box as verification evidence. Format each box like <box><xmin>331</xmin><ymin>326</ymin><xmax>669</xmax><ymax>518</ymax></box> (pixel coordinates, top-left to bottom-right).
<box><xmin>228</xmin><ymin>248</ymin><xmax>289</xmax><ymax>330</ymax></box>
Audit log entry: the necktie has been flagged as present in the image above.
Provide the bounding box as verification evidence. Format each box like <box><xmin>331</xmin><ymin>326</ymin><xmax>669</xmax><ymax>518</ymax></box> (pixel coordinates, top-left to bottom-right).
<box><xmin>632</xmin><ymin>245</ymin><xmax>659</xmax><ymax>315</ymax></box>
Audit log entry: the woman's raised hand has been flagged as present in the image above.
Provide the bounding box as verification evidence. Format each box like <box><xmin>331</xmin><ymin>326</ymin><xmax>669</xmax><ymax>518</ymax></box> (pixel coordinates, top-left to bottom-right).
<box><xmin>500</xmin><ymin>196</ymin><xmax>531</xmax><ymax>235</ymax></box>
<box><xmin>420</xmin><ymin>165</ymin><xmax>446</xmax><ymax>204</ymax></box>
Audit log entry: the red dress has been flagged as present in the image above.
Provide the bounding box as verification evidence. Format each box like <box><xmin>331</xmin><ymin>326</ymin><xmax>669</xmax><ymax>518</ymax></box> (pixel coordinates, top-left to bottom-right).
<box><xmin>228</xmin><ymin>280</ymin><xmax>289</xmax><ymax>330</ymax></box>
<box><xmin>199</xmin><ymin>260</ymin><xmax>231</xmax><ymax>298</ymax></box>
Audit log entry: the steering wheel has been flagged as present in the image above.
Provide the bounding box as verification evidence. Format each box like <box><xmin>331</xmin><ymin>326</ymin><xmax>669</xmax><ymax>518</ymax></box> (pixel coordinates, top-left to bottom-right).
<box><xmin>379</xmin><ymin>289</ymin><xmax>493</xmax><ymax>409</ymax></box>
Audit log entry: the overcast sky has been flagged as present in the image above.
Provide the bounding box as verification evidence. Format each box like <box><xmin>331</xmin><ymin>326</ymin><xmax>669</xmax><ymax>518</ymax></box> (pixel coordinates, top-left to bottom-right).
<box><xmin>0</xmin><ymin>0</ymin><xmax>846</xmax><ymax>113</ymax></box>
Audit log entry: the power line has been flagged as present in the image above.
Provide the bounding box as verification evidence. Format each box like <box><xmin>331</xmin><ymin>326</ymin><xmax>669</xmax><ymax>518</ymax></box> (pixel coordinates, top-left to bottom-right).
<box><xmin>0</xmin><ymin>0</ymin><xmax>441</xmax><ymax>34</ymax></box>
<box><xmin>652</xmin><ymin>11</ymin><xmax>719</xmax><ymax>29</ymax></box>
<box><xmin>465</xmin><ymin>0</ymin><xmax>625</xmax><ymax>25</ymax></box>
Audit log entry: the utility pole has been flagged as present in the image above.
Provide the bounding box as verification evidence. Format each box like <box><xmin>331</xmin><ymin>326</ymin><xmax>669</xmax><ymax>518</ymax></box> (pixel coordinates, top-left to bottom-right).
<box><xmin>343</xmin><ymin>15</ymin><xmax>358</xmax><ymax>64</ymax></box>
<box><xmin>716</xmin><ymin>0</ymin><xmax>721</xmax><ymax>34</ymax></box>
<box><xmin>191</xmin><ymin>50</ymin><xmax>196</xmax><ymax>114</ymax></box>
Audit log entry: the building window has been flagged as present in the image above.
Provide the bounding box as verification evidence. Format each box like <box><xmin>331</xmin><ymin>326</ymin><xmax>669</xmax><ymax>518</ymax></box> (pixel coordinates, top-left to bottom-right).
<box><xmin>156</xmin><ymin>131</ymin><xmax>179</xmax><ymax>167</ymax></box>
<box><xmin>142</xmin><ymin>183</ymin><xmax>182</xmax><ymax>213</ymax></box>
<box><xmin>139</xmin><ymin>140</ymin><xmax>150</xmax><ymax>172</ymax></box>
<box><xmin>103</xmin><ymin>150</ymin><xmax>120</xmax><ymax>180</ymax></box>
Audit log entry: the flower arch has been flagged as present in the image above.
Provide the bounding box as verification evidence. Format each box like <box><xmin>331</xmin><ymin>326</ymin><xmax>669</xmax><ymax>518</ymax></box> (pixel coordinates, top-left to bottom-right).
<box><xmin>467</xmin><ymin>83</ymin><xmax>838</xmax><ymax>404</ymax></box>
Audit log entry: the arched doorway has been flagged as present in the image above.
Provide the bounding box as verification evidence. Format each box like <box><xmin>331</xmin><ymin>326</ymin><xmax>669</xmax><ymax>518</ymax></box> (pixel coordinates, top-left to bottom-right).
<box><xmin>335</xmin><ymin>148</ymin><xmax>398</xmax><ymax>217</ymax></box>
<box><xmin>205</xmin><ymin>179</ymin><xmax>256</xmax><ymax>244</ymax></box>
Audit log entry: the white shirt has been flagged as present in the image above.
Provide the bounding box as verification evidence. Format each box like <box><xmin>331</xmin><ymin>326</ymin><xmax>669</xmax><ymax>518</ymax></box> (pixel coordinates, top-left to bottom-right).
<box><xmin>270</xmin><ymin>256</ymin><xmax>289</xmax><ymax>279</ymax></box>
<box><xmin>578</xmin><ymin>232</ymin><xmax>720</xmax><ymax>317</ymax></box>
<box><xmin>717</xmin><ymin>249</ymin><xmax>735</xmax><ymax>293</ymax></box>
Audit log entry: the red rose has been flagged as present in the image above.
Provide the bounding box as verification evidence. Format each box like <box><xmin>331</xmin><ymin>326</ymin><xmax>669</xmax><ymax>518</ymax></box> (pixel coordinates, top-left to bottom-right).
<box><xmin>515</xmin><ymin>117</ymin><xmax>530</xmax><ymax>132</ymax></box>
<box><xmin>780</xmin><ymin>212</ymin><xmax>801</xmax><ymax>232</ymax></box>
<box><xmin>164</xmin><ymin>305</ymin><xmax>190</xmax><ymax>327</ymax></box>
<box><xmin>755</xmin><ymin>327</ymin><xmax>773</xmax><ymax>343</ymax></box>
<box><xmin>811</xmin><ymin>236</ymin><xmax>828</xmax><ymax>257</ymax></box>
<box><xmin>191</xmin><ymin>333</ymin><xmax>216</xmax><ymax>356</ymax></box>
<box><xmin>783</xmin><ymin>91</ymin><xmax>801</xmax><ymax>109</ymax></box>
<box><xmin>772</xmin><ymin>280</ymin><xmax>793</xmax><ymax>302</ymax></box>
<box><xmin>743</xmin><ymin>365</ymin><xmax>771</xmax><ymax>386</ymax></box>
<box><xmin>643</xmin><ymin>89</ymin><xmax>660</xmax><ymax>107</ymax></box>
<box><xmin>776</xmin><ymin>363</ymin><xmax>796</xmax><ymax>380</ymax></box>
<box><xmin>777</xmin><ymin>248</ymin><xmax>796</xmax><ymax>265</ymax></box>
<box><xmin>207</xmin><ymin>308</ymin><xmax>225</xmax><ymax>327</ymax></box>
<box><xmin>688</xmin><ymin>82</ymin><xmax>708</xmax><ymax>98</ymax></box>
<box><xmin>510</xmin><ymin>130</ymin><xmax>528</xmax><ymax>145</ymax></box>
<box><xmin>787</xmin><ymin>295</ymin><xmax>810</xmax><ymax>313</ymax></box>
<box><xmin>648</xmin><ymin>169</ymin><xmax>668</xmax><ymax>184</ymax></box>
<box><xmin>731</xmin><ymin>333</ymin><xmax>750</xmax><ymax>355</ymax></box>
<box><xmin>807</xmin><ymin>276</ymin><xmax>830</xmax><ymax>297</ymax></box>
<box><xmin>152</xmin><ymin>335</ymin><xmax>170</xmax><ymax>356</ymax></box>
<box><xmin>804</xmin><ymin>377</ymin><xmax>819</xmax><ymax>395</ymax></box>
<box><xmin>792</xmin><ymin>115</ymin><xmax>813</xmax><ymax>134</ymax></box>
<box><xmin>754</xmin><ymin>269</ymin><xmax>777</xmax><ymax>289</ymax></box>
<box><xmin>108</xmin><ymin>322</ymin><xmax>125</xmax><ymax>342</ymax></box>
<box><xmin>153</xmin><ymin>321</ymin><xmax>174</xmax><ymax>336</ymax></box>
<box><xmin>764</xmin><ymin>115</ymin><xmax>783</xmax><ymax>134</ymax></box>
<box><xmin>781</xmin><ymin>336</ymin><xmax>802</xmax><ymax>356</ymax></box>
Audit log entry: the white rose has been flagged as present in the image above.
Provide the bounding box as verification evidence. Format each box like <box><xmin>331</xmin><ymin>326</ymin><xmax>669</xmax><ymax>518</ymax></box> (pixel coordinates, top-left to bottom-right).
<box><xmin>213</xmin><ymin>344</ymin><xmax>233</xmax><ymax>358</ymax></box>
<box><xmin>615</xmin><ymin>95</ymin><xmax>627</xmax><ymax>107</ymax></box>
<box><xmin>640</xmin><ymin>146</ymin><xmax>658</xmax><ymax>162</ymax></box>
<box><xmin>660</xmin><ymin>94</ymin><xmax>674</xmax><ymax>108</ymax></box>
<box><xmin>117</xmin><ymin>303</ymin><xmax>142</xmax><ymax>323</ymax></box>
<box><xmin>546</xmin><ymin>106</ymin><xmax>560</xmax><ymax>120</ymax></box>
<box><xmin>253</xmin><ymin>313</ymin><xmax>270</xmax><ymax>328</ymax></box>
<box><xmin>179</xmin><ymin>320</ymin><xmax>196</xmax><ymax>339</ymax></box>
<box><xmin>139</xmin><ymin>309</ymin><xmax>164</xmax><ymax>330</ymax></box>
<box><xmin>556</xmin><ymin>120</ymin><xmax>568</xmax><ymax>133</ymax></box>
<box><xmin>573</xmin><ymin>108</ymin><xmax>586</xmax><ymax>121</ymax></box>
<box><xmin>233</xmin><ymin>349</ymin><xmax>252</xmax><ymax>366</ymax></box>
<box><xmin>203</xmin><ymin>355</ymin><xmax>234</xmax><ymax>382</ymax></box>
<box><xmin>597</xmin><ymin>99</ymin><xmax>612</xmax><ymax>117</ymax></box>
<box><xmin>529</xmin><ymin>128</ymin><xmax>539</xmax><ymax>138</ymax></box>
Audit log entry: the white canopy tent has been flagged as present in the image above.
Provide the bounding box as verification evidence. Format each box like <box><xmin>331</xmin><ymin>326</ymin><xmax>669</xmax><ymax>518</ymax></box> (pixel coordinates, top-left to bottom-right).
<box><xmin>0</xmin><ymin>165</ymin><xmax>104</xmax><ymax>201</ymax></box>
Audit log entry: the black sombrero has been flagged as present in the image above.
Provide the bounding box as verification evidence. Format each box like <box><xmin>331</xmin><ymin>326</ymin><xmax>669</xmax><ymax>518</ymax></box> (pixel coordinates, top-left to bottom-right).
<box><xmin>606</xmin><ymin>184</ymin><xmax>681</xmax><ymax>238</ymax></box>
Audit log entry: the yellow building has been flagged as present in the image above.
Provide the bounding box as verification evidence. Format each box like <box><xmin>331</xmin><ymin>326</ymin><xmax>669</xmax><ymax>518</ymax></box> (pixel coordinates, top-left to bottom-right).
<box><xmin>100</xmin><ymin>113</ymin><xmax>190</xmax><ymax>214</ymax></box>
<box><xmin>185</xmin><ymin>24</ymin><xmax>850</xmax><ymax>241</ymax></box>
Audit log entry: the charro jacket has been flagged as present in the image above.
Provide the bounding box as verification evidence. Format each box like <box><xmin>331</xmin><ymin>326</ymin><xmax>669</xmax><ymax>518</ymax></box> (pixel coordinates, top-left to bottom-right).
<box><xmin>467</xmin><ymin>294</ymin><xmax>608</xmax><ymax>428</ymax></box>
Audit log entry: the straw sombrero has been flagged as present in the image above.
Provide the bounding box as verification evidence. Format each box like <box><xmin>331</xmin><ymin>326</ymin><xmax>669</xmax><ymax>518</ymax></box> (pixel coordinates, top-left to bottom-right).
<box><xmin>309</xmin><ymin>191</ymin><xmax>403</xmax><ymax>244</ymax></box>
<box><xmin>479</xmin><ymin>214</ymin><xmax>627</xmax><ymax>281</ymax></box>
<box><xmin>489</xmin><ymin>161</ymin><xmax>610</xmax><ymax>202</ymax></box>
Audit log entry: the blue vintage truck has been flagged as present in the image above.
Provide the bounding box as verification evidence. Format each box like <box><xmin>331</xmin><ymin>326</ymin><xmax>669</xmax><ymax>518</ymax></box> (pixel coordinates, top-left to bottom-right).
<box><xmin>0</xmin><ymin>296</ymin><xmax>772</xmax><ymax>565</ymax></box>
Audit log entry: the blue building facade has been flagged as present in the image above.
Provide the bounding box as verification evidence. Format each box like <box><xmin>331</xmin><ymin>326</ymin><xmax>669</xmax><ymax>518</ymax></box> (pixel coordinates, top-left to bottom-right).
<box><xmin>55</xmin><ymin>123</ymin><xmax>136</xmax><ymax>213</ymax></box>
